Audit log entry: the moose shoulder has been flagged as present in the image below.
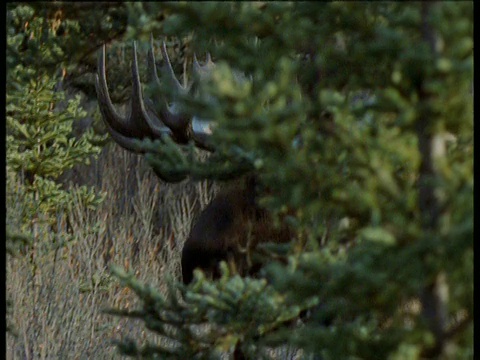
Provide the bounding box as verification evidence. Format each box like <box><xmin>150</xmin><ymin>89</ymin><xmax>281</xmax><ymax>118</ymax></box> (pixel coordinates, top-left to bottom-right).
<box><xmin>95</xmin><ymin>39</ymin><xmax>292</xmax><ymax>284</ymax></box>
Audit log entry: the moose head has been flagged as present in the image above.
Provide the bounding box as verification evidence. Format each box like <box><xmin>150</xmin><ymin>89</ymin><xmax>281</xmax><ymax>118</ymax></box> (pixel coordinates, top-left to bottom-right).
<box><xmin>95</xmin><ymin>38</ymin><xmax>292</xmax><ymax>284</ymax></box>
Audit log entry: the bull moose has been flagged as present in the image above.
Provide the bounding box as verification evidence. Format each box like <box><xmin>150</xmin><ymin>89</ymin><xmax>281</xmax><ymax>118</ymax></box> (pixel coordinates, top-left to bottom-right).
<box><xmin>95</xmin><ymin>38</ymin><xmax>292</xmax><ymax>284</ymax></box>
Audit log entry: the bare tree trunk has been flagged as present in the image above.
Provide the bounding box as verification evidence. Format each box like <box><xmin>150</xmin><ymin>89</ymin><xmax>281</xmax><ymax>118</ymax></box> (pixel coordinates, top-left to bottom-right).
<box><xmin>416</xmin><ymin>3</ymin><xmax>450</xmax><ymax>357</ymax></box>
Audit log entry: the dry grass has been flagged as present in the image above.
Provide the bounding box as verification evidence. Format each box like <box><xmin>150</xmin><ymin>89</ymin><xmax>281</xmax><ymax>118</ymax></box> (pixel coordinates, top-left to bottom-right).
<box><xmin>6</xmin><ymin>144</ymin><xmax>217</xmax><ymax>359</ymax></box>
<box><xmin>6</xmin><ymin>144</ymin><xmax>301</xmax><ymax>359</ymax></box>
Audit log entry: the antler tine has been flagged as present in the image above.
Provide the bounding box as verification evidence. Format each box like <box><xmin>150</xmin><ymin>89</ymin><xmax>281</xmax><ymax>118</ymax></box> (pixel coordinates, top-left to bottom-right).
<box><xmin>96</xmin><ymin>47</ymin><xmax>156</xmax><ymax>153</ymax></box>
<box><xmin>193</xmin><ymin>51</ymin><xmax>215</xmax><ymax>81</ymax></box>
<box><xmin>95</xmin><ymin>44</ymin><xmax>134</xmax><ymax>136</ymax></box>
<box><xmin>96</xmin><ymin>42</ymin><xmax>174</xmax><ymax>150</ymax></box>
<box><xmin>145</xmin><ymin>38</ymin><xmax>192</xmax><ymax>142</ymax></box>
<box><xmin>95</xmin><ymin>74</ymin><xmax>154</xmax><ymax>153</ymax></box>
<box><xmin>146</xmin><ymin>35</ymin><xmax>170</xmax><ymax>119</ymax></box>
<box><xmin>147</xmin><ymin>34</ymin><xmax>161</xmax><ymax>85</ymax></box>
<box><xmin>130</xmin><ymin>41</ymin><xmax>146</xmax><ymax>133</ymax></box>
<box><xmin>149</xmin><ymin>38</ymin><xmax>212</xmax><ymax>151</ymax></box>
<box><xmin>129</xmin><ymin>40</ymin><xmax>161</xmax><ymax>136</ymax></box>
<box><xmin>193</xmin><ymin>53</ymin><xmax>201</xmax><ymax>73</ymax></box>
<box><xmin>160</xmin><ymin>41</ymin><xmax>185</xmax><ymax>94</ymax></box>
<box><xmin>206</xmin><ymin>53</ymin><xmax>212</xmax><ymax>64</ymax></box>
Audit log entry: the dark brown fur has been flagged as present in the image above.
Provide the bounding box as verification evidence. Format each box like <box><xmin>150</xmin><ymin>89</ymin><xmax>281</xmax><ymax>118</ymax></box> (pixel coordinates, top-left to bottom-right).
<box><xmin>181</xmin><ymin>176</ymin><xmax>292</xmax><ymax>284</ymax></box>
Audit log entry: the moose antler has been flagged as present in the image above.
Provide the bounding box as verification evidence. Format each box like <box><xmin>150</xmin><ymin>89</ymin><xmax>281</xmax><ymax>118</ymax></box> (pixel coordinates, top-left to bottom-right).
<box><xmin>95</xmin><ymin>38</ymin><xmax>214</xmax><ymax>153</ymax></box>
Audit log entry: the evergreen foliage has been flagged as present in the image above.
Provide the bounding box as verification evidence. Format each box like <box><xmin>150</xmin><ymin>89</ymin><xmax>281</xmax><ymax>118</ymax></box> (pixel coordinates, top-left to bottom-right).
<box><xmin>108</xmin><ymin>264</ymin><xmax>309</xmax><ymax>359</ymax></box>
<box><xmin>7</xmin><ymin>68</ymin><xmax>103</xmax><ymax>221</ymax></box>
<box><xmin>7</xmin><ymin>3</ymin><xmax>128</xmax><ymax>78</ymax></box>
<box><xmin>6</xmin><ymin>7</ymin><xmax>106</xmax><ymax>346</ymax></box>
<box><xmin>6</xmin><ymin>4</ymin><xmax>107</xmax><ymax>335</ymax></box>
<box><xmin>6</xmin><ymin>2</ymin><xmax>472</xmax><ymax>359</ymax></box>
<box><xmin>6</xmin><ymin>86</ymin><xmax>101</xmax><ymax>235</ymax></box>
<box><xmin>105</xmin><ymin>2</ymin><xmax>472</xmax><ymax>359</ymax></box>
<box><xmin>6</xmin><ymin>4</ymin><xmax>108</xmax><ymax>229</ymax></box>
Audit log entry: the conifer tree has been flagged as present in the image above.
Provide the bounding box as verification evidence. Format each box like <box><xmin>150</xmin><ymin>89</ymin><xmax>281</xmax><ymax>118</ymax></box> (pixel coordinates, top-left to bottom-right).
<box><xmin>6</xmin><ymin>4</ymin><xmax>143</xmax><ymax>347</ymax></box>
<box><xmin>7</xmin><ymin>4</ymin><xmax>106</xmax><ymax>232</ymax></box>
<box><xmin>92</xmin><ymin>2</ymin><xmax>472</xmax><ymax>358</ymax></box>
<box><xmin>6</xmin><ymin>5</ymin><xmax>109</xmax><ymax>335</ymax></box>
